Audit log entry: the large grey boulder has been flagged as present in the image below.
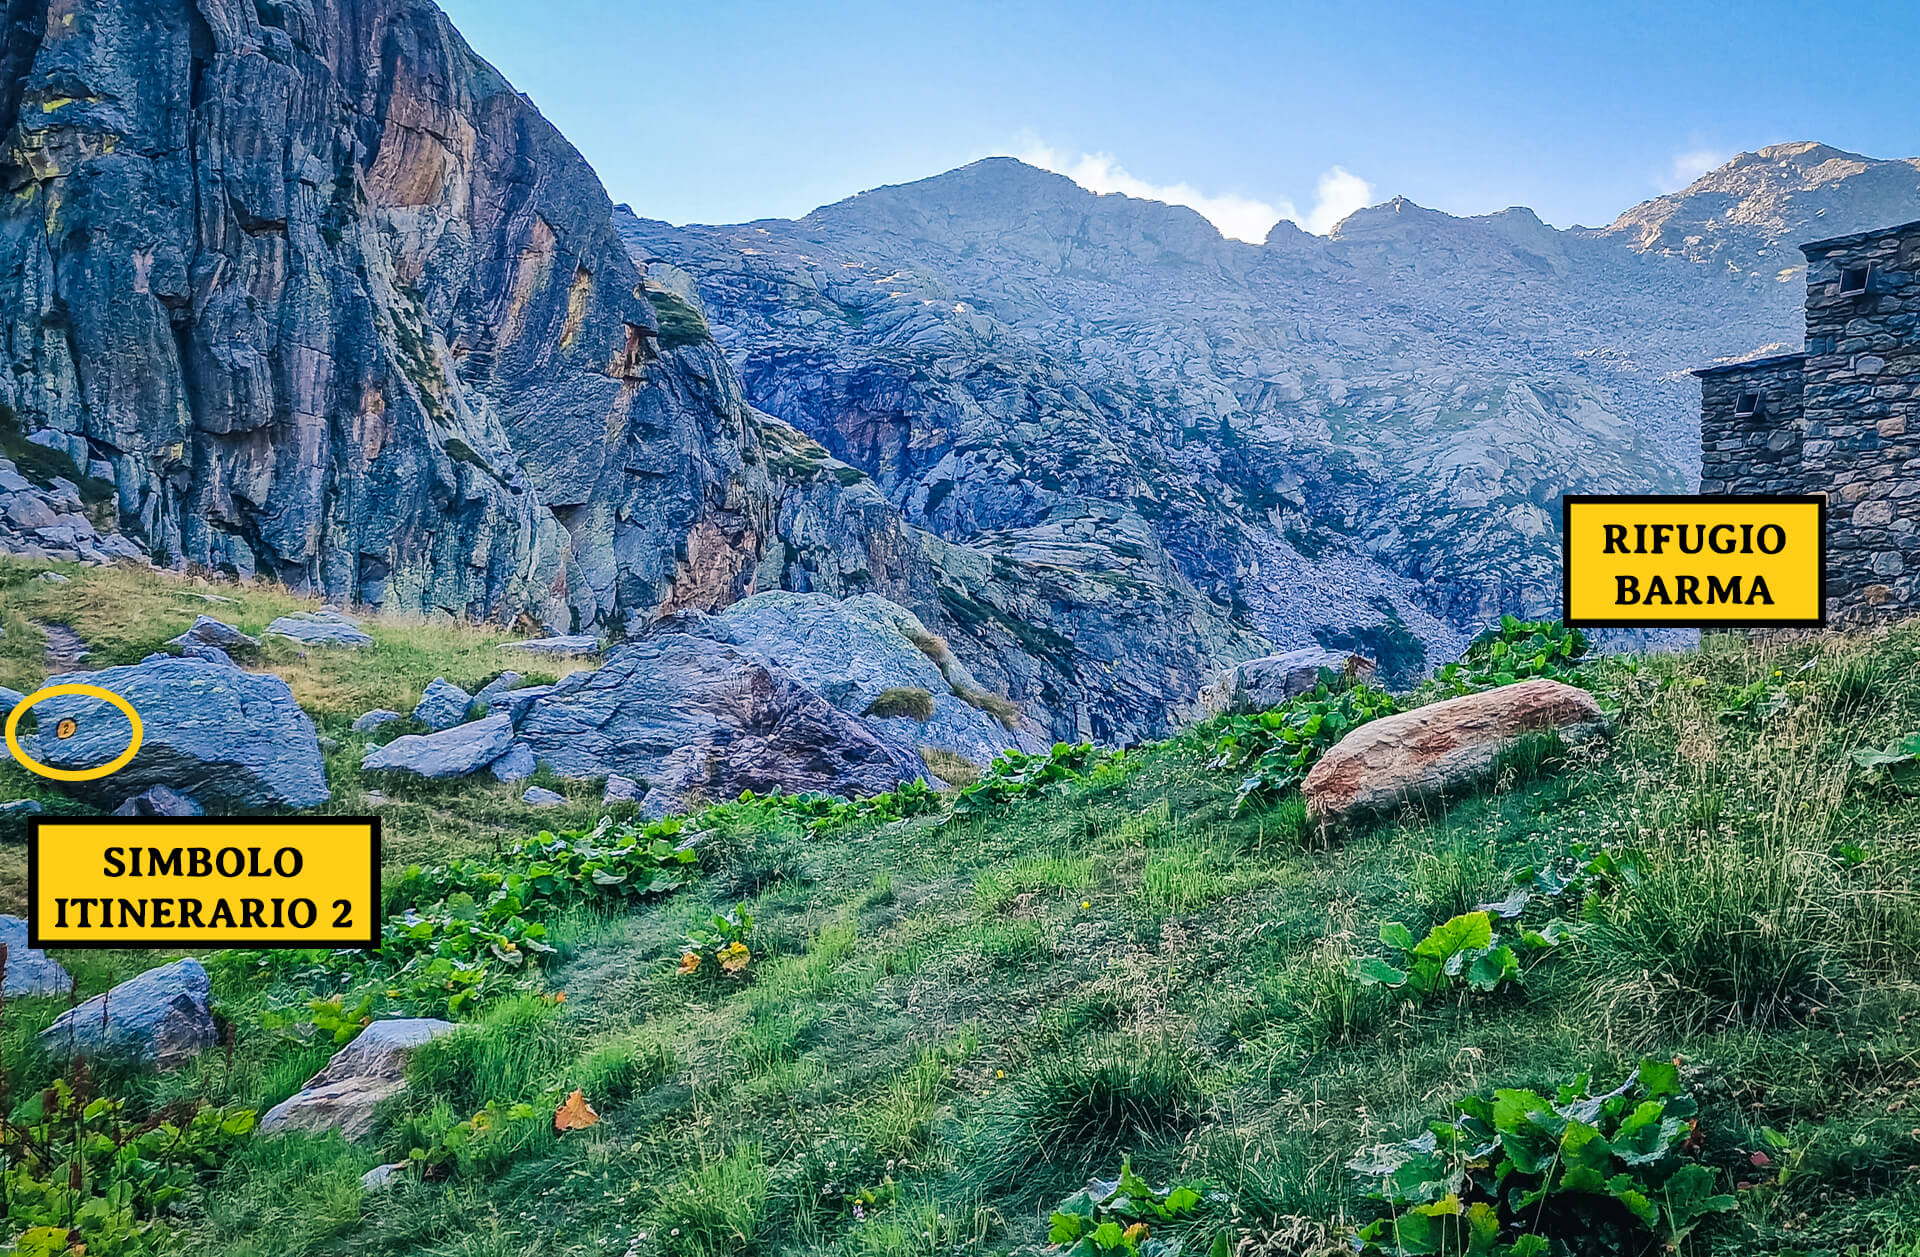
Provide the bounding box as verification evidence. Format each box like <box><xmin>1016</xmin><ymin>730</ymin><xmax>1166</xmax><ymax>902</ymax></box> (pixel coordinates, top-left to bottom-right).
<box><xmin>515</xmin><ymin>633</ymin><xmax>924</xmax><ymax>799</ymax></box>
<box><xmin>260</xmin><ymin>1018</ymin><xmax>457</xmax><ymax>1140</ymax></box>
<box><xmin>1195</xmin><ymin>648</ymin><xmax>1377</xmax><ymax>719</ymax></box>
<box><xmin>1303</xmin><ymin>680</ymin><xmax>1608</xmax><ymax>826</ymax></box>
<box><xmin>267</xmin><ymin>610</ymin><xmax>374</xmax><ymax>648</ymax></box>
<box><xmin>167</xmin><ymin>615</ymin><xmax>257</xmax><ymax>650</ymax></box>
<box><xmin>413</xmin><ymin>678</ymin><xmax>475</xmax><ymax>731</ymax></box>
<box><xmin>694</xmin><ymin>592</ymin><xmax>1034</xmax><ymax>767</ymax></box>
<box><xmin>40</xmin><ymin>958</ymin><xmax>217</xmax><ymax>1068</ymax></box>
<box><xmin>29</xmin><ymin>656</ymin><xmax>329</xmax><ymax>808</ymax></box>
<box><xmin>0</xmin><ymin>914</ymin><xmax>71</xmax><ymax>996</ymax></box>
<box><xmin>362</xmin><ymin>713</ymin><xmax>515</xmax><ymax>779</ymax></box>
<box><xmin>0</xmin><ymin>685</ymin><xmax>23</xmax><ymax>721</ymax></box>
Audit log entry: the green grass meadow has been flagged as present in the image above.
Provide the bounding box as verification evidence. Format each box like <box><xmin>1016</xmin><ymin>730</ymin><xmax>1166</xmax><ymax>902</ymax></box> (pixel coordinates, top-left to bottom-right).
<box><xmin>4</xmin><ymin>558</ymin><xmax>1920</xmax><ymax>1255</ymax></box>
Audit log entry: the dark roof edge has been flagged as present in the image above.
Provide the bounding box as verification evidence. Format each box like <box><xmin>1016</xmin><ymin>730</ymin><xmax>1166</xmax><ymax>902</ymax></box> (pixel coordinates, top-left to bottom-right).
<box><xmin>1692</xmin><ymin>351</ymin><xmax>1806</xmax><ymax>378</ymax></box>
<box><xmin>1801</xmin><ymin>218</ymin><xmax>1920</xmax><ymax>256</ymax></box>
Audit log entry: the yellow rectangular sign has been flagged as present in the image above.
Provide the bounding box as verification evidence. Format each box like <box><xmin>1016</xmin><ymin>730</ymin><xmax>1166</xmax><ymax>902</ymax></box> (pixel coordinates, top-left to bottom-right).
<box><xmin>1562</xmin><ymin>495</ymin><xmax>1825</xmax><ymax>627</ymax></box>
<box><xmin>29</xmin><ymin>817</ymin><xmax>381</xmax><ymax>949</ymax></box>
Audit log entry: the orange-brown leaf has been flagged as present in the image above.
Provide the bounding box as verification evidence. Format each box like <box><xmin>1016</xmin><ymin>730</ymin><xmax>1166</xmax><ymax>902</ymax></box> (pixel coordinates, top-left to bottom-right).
<box><xmin>554</xmin><ymin>1088</ymin><xmax>600</xmax><ymax>1132</ymax></box>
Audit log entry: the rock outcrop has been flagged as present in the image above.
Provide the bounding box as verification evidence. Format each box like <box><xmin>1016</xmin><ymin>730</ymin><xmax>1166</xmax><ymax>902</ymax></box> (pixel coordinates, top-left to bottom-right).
<box><xmin>688</xmin><ymin>591</ymin><xmax>1038</xmax><ymax>766</ymax></box>
<box><xmin>1302</xmin><ymin>680</ymin><xmax>1607</xmax><ymax>825</ymax></box>
<box><xmin>514</xmin><ymin>632</ymin><xmax>925</xmax><ymax>802</ymax></box>
<box><xmin>40</xmin><ymin>957</ymin><xmax>218</xmax><ymax>1067</ymax></box>
<box><xmin>260</xmin><ymin>1018</ymin><xmax>456</xmax><ymax>1140</ymax></box>
<box><xmin>362</xmin><ymin>711</ymin><xmax>514</xmax><ymax>779</ymax></box>
<box><xmin>30</xmin><ymin>655</ymin><xmax>328</xmax><ymax>808</ymax></box>
<box><xmin>1195</xmin><ymin>648</ymin><xmax>1375</xmax><ymax>719</ymax></box>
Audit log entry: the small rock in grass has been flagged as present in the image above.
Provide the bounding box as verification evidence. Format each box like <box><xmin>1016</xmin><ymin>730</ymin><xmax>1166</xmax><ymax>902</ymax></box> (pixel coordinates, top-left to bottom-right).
<box><xmin>266</xmin><ymin>610</ymin><xmax>373</xmax><ymax>648</ymax></box>
<box><xmin>0</xmin><ymin>913</ymin><xmax>70</xmax><ymax>995</ymax></box>
<box><xmin>361</xmin><ymin>1162</ymin><xmax>408</xmax><ymax>1191</ymax></box>
<box><xmin>35</xmin><ymin>570</ymin><xmax>68</xmax><ymax>584</ymax></box>
<box><xmin>167</xmin><ymin>615</ymin><xmax>258</xmax><ymax>650</ymax></box>
<box><xmin>0</xmin><ymin>798</ymin><xmax>43</xmax><ymax>815</ymax></box>
<box><xmin>522</xmin><ymin>786</ymin><xmax>566</xmax><ymax>806</ymax></box>
<box><xmin>603</xmin><ymin>773</ymin><xmax>645</xmax><ymax>803</ymax></box>
<box><xmin>112</xmin><ymin>785</ymin><xmax>203</xmax><ymax>817</ymax></box>
<box><xmin>352</xmin><ymin>709</ymin><xmax>402</xmax><ymax>733</ymax></box>
<box><xmin>261</xmin><ymin>1018</ymin><xmax>457</xmax><ymax>1141</ymax></box>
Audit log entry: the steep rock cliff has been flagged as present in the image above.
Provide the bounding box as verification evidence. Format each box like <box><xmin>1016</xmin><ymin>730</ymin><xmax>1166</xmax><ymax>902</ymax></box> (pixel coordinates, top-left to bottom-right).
<box><xmin>0</xmin><ymin>0</ymin><xmax>837</xmax><ymax>634</ymax></box>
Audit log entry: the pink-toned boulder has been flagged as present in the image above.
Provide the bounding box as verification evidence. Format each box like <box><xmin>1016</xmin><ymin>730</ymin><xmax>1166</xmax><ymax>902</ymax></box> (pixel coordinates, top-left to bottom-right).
<box><xmin>1303</xmin><ymin>680</ymin><xmax>1606</xmax><ymax>826</ymax></box>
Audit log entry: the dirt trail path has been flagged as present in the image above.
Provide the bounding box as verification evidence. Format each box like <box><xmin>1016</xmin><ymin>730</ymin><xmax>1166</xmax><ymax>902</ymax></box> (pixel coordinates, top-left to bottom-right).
<box><xmin>39</xmin><ymin>622</ymin><xmax>91</xmax><ymax>675</ymax></box>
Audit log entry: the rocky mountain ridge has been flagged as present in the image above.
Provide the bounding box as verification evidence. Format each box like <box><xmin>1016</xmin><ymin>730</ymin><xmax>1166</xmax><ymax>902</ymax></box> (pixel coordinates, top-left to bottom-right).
<box><xmin>620</xmin><ymin>142</ymin><xmax>1920</xmax><ymax>682</ymax></box>
<box><xmin>7</xmin><ymin>0</ymin><xmax>1919</xmax><ymax>744</ymax></box>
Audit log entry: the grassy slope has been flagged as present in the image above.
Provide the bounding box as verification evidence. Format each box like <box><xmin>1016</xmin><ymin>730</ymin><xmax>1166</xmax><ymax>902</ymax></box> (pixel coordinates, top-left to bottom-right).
<box><xmin>4</xmin><ymin>559</ymin><xmax>1920</xmax><ymax>1255</ymax></box>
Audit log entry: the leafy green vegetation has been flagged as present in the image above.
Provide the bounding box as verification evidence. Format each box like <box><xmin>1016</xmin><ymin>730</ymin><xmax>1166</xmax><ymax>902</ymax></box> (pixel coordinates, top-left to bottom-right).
<box><xmin>1433</xmin><ymin>615</ymin><xmax>1591</xmax><ymax>694</ymax></box>
<box><xmin>1195</xmin><ymin>679</ymin><xmax>1401</xmax><ymax>814</ymax></box>
<box><xmin>1350</xmin><ymin>1060</ymin><xmax>1734</xmax><ymax>1255</ymax></box>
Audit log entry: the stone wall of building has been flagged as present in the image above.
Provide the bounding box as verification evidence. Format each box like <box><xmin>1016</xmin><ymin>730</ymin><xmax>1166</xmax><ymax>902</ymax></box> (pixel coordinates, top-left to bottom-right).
<box><xmin>1800</xmin><ymin>222</ymin><xmax>1920</xmax><ymax>615</ymax></box>
<box><xmin>1698</xmin><ymin>218</ymin><xmax>1920</xmax><ymax>620</ymax></box>
<box><xmin>1698</xmin><ymin>353</ymin><xmax>1806</xmax><ymax>495</ymax></box>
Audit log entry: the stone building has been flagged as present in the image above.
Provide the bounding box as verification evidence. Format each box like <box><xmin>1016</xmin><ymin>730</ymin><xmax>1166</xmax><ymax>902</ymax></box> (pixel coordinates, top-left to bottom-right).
<box><xmin>1698</xmin><ymin>218</ymin><xmax>1920</xmax><ymax>618</ymax></box>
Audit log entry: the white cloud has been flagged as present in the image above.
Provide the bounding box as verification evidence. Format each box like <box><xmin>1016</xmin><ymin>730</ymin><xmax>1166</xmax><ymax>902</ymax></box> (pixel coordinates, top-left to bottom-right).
<box><xmin>1011</xmin><ymin>142</ymin><xmax>1374</xmax><ymax>242</ymax></box>
<box><xmin>1659</xmin><ymin>147</ymin><xmax>1732</xmax><ymax>193</ymax></box>
<box><xmin>1303</xmin><ymin>166</ymin><xmax>1373</xmax><ymax>235</ymax></box>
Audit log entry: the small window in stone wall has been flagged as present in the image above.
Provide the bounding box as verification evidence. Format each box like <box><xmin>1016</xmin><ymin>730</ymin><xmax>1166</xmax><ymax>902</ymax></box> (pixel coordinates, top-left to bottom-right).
<box><xmin>1734</xmin><ymin>391</ymin><xmax>1762</xmax><ymax>418</ymax></box>
<box><xmin>1839</xmin><ymin>264</ymin><xmax>1871</xmax><ymax>295</ymax></box>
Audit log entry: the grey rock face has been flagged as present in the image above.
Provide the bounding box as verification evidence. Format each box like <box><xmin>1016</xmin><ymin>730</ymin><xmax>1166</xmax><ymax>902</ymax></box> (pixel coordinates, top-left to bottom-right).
<box><xmin>352</xmin><ymin>709</ymin><xmax>403</xmax><ymax>733</ymax></box>
<box><xmin>40</xmin><ymin>958</ymin><xmax>217</xmax><ymax>1068</ymax></box>
<box><xmin>522</xmin><ymin>786</ymin><xmax>566</xmax><ymax>806</ymax></box>
<box><xmin>266</xmin><ymin>612</ymin><xmax>374</xmax><ymax>649</ymax></box>
<box><xmin>260</xmin><ymin>1018</ymin><xmax>457</xmax><ymax>1141</ymax></box>
<box><xmin>0</xmin><ymin>914</ymin><xmax>71</xmax><ymax>996</ymax></box>
<box><xmin>516</xmin><ymin>633</ymin><xmax>924</xmax><ymax>800</ymax></box>
<box><xmin>695</xmin><ymin>591</ymin><xmax>1034</xmax><ymax>766</ymax></box>
<box><xmin>181</xmin><ymin>644</ymin><xmax>236</xmax><ymax>667</ymax></box>
<box><xmin>113</xmin><ymin>785</ymin><xmax>204</xmax><ymax>817</ymax></box>
<box><xmin>168</xmin><ymin>616</ymin><xmax>257</xmax><ymax>650</ymax></box>
<box><xmin>30</xmin><ymin>656</ymin><xmax>328</xmax><ymax>809</ymax></box>
<box><xmin>1195</xmin><ymin>648</ymin><xmax>1377</xmax><ymax>719</ymax></box>
<box><xmin>413</xmin><ymin>678</ymin><xmax>475</xmax><ymax>731</ymax></box>
<box><xmin>0</xmin><ymin>685</ymin><xmax>23</xmax><ymax>720</ymax></box>
<box><xmin>362</xmin><ymin>713</ymin><xmax>515</xmax><ymax>780</ymax></box>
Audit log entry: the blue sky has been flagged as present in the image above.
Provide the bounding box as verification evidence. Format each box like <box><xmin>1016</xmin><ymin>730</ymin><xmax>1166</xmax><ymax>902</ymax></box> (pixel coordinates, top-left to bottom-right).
<box><xmin>438</xmin><ymin>0</ymin><xmax>1920</xmax><ymax>240</ymax></box>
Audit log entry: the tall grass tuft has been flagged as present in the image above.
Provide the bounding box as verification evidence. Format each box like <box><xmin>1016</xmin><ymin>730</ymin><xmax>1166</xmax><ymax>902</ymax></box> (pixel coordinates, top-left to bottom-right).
<box><xmin>966</xmin><ymin>1040</ymin><xmax>1199</xmax><ymax>1201</ymax></box>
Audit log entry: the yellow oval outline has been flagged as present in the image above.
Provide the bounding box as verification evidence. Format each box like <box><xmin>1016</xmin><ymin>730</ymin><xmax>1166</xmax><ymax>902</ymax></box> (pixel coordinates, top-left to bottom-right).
<box><xmin>4</xmin><ymin>683</ymin><xmax>143</xmax><ymax>781</ymax></box>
